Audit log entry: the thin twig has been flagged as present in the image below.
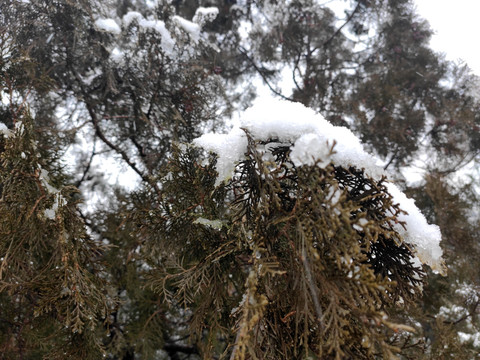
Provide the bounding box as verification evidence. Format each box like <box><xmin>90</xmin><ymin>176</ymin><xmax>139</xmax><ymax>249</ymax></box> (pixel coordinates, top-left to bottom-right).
<box><xmin>75</xmin><ymin>134</ymin><xmax>96</xmax><ymax>188</ymax></box>
<box><xmin>301</xmin><ymin>246</ymin><xmax>324</xmax><ymax>330</ymax></box>
<box><xmin>239</xmin><ymin>47</ymin><xmax>296</xmax><ymax>102</ymax></box>
<box><xmin>323</xmin><ymin>2</ymin><xmax>362</xmax><ymax>48</ymax></box>
<box><xmin>384</xmin><ymin>147</ymin><xmax>399</xmax><ymax>171</ymax></box>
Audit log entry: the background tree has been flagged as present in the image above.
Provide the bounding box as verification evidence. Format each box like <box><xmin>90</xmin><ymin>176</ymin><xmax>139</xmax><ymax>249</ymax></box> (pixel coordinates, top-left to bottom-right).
<box><xmin>0</xmin><ymin>78</ymin><xmax>110</xmax><ymax>360</ymax></box>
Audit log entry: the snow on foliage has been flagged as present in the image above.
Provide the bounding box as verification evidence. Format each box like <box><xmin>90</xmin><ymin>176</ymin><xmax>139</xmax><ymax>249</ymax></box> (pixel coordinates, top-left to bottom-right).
<box><xmin>126</xmin><ymin>14</ymin><xmax>175</xmax><ymax>54</ymax></box>
<box><xmin>96</xmin><ymin>6</ymin><xmax>218</xmax><ymax>62</ymax></box>
<box><xmin>94</xmin><ymin>18</ymin><xmax>121</xmax><ymax>35</ymax></box>
<box><xmin>0</xmin><ymin>122</ymin><xmax>11</xmax><ymax>137</ymax></box>
<box><xmin>173</xmin><ymin>16</ymin><xmax>201</xmax><ymax>42</ymax></box>
<box><xmin>194</xmin><ymin>98</ymin><xmax>445</xmax><ymax>275</ymax></box>
<box><xmin>192</xmin><ymin>7</ymin><xmax>220</xmax><ymax>26</ymax></box>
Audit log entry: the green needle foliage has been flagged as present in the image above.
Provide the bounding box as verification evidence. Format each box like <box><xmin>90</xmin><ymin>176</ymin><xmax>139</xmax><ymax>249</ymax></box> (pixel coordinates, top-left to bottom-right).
<box><xmin>0</xmin><ymin>112</ymin><xmax>111</xmax><ymax>359</ymax></box>
<box><xmin>2</xmin><ymin>0</ymin><xmax>480</xmax><ymax>358</ymax></box>
<box><xmin>141</xmin><ymin>133</ymin><xmax>427</xmax><ymax>359</ymax></box>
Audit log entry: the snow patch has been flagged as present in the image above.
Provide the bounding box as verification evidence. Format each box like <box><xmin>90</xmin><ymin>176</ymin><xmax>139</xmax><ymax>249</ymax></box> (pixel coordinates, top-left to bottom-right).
<box><xmin>110</xmin><ymin>47</ymin><xmax>124</xmax><ymax>63</ymax></box>
<box><xmin>193</xmin><ymin>7</ymin><xmax>219</xmax><ymax>26</ymax></box>
<box><xmin>173</xmin><ymin>16</ymin><xmax>201</xmax><ymax>42</ymax></box>
<box><xmin>291</xmin><ymin>133</ymin><xmax>333</xmax><ymax>168</ymax></box>
<box><xmin>122</xmin><ymin>11</ymin><xmax>143</xmax><ymax>27</ymax></box>
<box><xmin>95</xmin><ymin>18</ymin><xmax>121</xmax><ymax>35</ymax></box>
<box><xmin>121</xmin><ymin>12</ymin><xmax>175</xmax><ymax>54</ymax></box>
<box><xmin>194</xmin><ymin>127</ymin><xmax>247</xmax><ymax>185</ymax></box>
<box><xmin>194</xmin><ymin>217</ymin><xmax>227</xmax><ymax>230</ymax></box>
<box><xmin>385</xmin><ymin>183</ymin><xmax>445</xmax><ymax>274</ymax></box>
<box><xmin>0</xmin><ymin>122</ymin><xmax>11</xmax><ymax>137</ymax></box>
<box><xmin>44</xmin><ymin>193</ymin><xmax>66</xmax><ymax>220</ymax></box>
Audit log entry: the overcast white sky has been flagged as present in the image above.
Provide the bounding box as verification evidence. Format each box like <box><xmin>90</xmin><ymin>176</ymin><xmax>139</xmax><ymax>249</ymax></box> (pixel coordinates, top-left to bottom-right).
<box><xmin>414</xmin><ymin>0</ymin><xmax>480</xmax><ymax>75</ymax></box>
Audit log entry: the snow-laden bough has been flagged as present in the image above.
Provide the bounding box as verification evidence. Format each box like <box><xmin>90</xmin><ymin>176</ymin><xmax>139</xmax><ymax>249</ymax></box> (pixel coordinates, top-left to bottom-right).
<box><xmin>193</xmin><ymin>97</ymin><xmax>446</xmax><ymax>275</ymax></box>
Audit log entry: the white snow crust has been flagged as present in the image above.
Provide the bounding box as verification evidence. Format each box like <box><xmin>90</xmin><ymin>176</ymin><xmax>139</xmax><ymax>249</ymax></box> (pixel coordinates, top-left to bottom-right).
<box><xmin>94</xmin><ymin>18</ymin><xmax>121</xmax><ymax>35</ymax></box>
<box><xmin>192</xmin><ymin>7</ymin><xmax>219</xmax><ymax>26</ymax></box>
<box><xmin>173</xmin><ymin>16</ymin><xmax>201</xmax><ymax>42</ymax></box>
<box><xmin>0</xmin><ymin>122</ymin><xmax>11</xmax><ymax>137</ymax></box>
<box><xmin>193</xmin><ymin>98</ymin><xmax>445</xmax><ymax>274</ymax></box>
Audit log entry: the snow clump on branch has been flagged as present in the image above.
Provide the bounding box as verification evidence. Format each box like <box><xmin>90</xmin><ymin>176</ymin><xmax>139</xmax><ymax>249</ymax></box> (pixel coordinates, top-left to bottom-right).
<box><xmin>193</xmin><ymin>97</ymin><xmax>446</xmax><ymax>275</ymax></box>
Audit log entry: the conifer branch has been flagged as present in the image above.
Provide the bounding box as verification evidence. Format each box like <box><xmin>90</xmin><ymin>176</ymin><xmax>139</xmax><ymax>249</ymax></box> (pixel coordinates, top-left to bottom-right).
<box><xmin>239</xmin><ymin>47</ymin><xmax>296</xmax><ymax>102</ymax></box>
<box><xmin>323</xmin><ymin>2</ymin><xmax>362</xmax><ymax>48</ymax></box>
<box><xmin>301</xmin><ymin>246</ymin><xmax>324</xmax><ymax>330</ymax></box>
<box><xmin>67</xmin><ymin>57</ymin><xmax>161</xmax><ymax>196</ymax></box>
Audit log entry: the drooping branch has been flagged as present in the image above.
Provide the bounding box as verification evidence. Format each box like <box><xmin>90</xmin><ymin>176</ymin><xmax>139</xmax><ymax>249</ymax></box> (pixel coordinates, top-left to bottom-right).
<box><xmin>85</xmin><ymin>102</ymin><xmax>160</xmax><ymax>193</ymax></box>
<box><xmin>68</xmin><ymin>62</ymin><xmax>161</xmax><ymax>195</ymax></box>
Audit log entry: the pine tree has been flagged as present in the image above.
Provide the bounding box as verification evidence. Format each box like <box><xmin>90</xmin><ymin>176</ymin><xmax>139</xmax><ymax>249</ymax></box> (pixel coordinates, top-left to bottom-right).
<box><xmin>0</xmin><ymin>113</ymin><xmax>111</xmax><ymax>358</ymax></box>
<box><xmin>1</xmin><ymin>0</ymin><xmax>480</xmax><ymax>358</ymax></box>
<box><xmin>139</xmin><ymin>132</ymin><xmax>434</xmax><ymax>359</ymax></box>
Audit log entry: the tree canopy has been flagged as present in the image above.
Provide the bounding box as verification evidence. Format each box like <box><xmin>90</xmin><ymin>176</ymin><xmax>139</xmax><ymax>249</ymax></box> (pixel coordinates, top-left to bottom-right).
<box><xmin>1</xmin><ymin>0</ymin><xmax>480</xmax><ymax>359</ymax></box>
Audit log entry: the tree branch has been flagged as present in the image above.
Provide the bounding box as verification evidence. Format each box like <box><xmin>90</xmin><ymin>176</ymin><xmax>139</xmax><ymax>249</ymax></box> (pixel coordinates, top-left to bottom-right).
<box><xmin>384</xmin><ymin>147</ymin><xmax>399</xmax><ymax>171</ymax></box>
<box><xmin>85</xmin><ymin>102</ymin><xmax>160</xmax><ymax>194</ymax></box>
<box><xmin>239</xmin><ymin>47</ymin><xmax>296</xmax><ymax>102</ymax></box>
<box><xmin>69</xmin><ymin>69</ymin><xmax>161</xmax><ymax>195</ymax></box>
<box><xmin>323</xmin><ymin>2</ymin><xmax>362</xmax><ymax>48</ymax></box>
<box><xmin>75</xmin><ymin>134</ymin><xmax>96</xmax><ymax>188</ymax></box>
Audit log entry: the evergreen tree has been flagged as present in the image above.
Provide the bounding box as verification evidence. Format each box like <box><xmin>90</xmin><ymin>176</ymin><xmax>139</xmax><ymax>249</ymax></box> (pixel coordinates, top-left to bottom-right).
<box><xmin>138</xmin><ymin>110</ymin><xmax>444</xmax><ymax>358</ymax></box>
<box><xmin>0</xmin><ymin>112</ymin><xmax>110</xmax><ymax>358</ymax></box>
<box><xmin>1</xmin><ymin>0</ymin><xmax>480</xmax><ymax>358</ymax></box>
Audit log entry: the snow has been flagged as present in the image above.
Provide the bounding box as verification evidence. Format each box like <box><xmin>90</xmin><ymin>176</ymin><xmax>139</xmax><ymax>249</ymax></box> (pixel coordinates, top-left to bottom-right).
<box><xmin>193</xmin><ymin>97</ymin><xmax>445</xmax><ymax>274</ymax></box>
<box><xmin>0</xmin><ymin>122</ymin><xmax>11</xmax><ymax>137</ymax></box>
<box><xmin>101</xmin><ymin>7</ymin><xmax>216</xmax><ymax>60</ymax></box>
<box><xmin>121</xmin><ymin>12</ymin><xmax>175</xmax><ymax>55</ymax></box>
<box><xmin>139</xmin><ymin>19</ymin><xmax>175</xmax><ymax>54</ymax></box>
<box><xmin>94</xmin><ymin>18</ymin><xmax>121</xmax><ymax>35</ymax></box>
<box><xmin>194</xmin><ymin>217</ymin><xmax>226</xmax><ymax>230</ymax></box>
<box><xmin>44</xmin><ymin>193</ymin><xmax>66</xmax><ymax>220</ymax></box>
<box><xmin>290</xmin><ymin>133</ymin><xmax>332</xmax><ymax>168</ymax></box>
<box><xmin>122</xmin><ymin>11</ymin><xmax>143</xmax><ymax>27</ymax></box>
<box><xmin>385</xmin><ymin>183</ymin><xmax>445</xmax><ymax>275</ymax></box>
<box><xmin>39</xmin><ymin>168</ymin><xmax>59</xmax><ymax>194</ymax></box>
<box><xmin>194</xmin><ymin>127</ymin><xmax>247</xmax><ymax>184</ymax></box>
<box><xmin>458</xmin><ymin>331</ymin><xmax>480</xmax><ymax>348</ymax></box>
<box><xmin>196</xmin><ymin>98</ymin><xmax>384</xmax><ymax>184</ymax></box>
<box><xmin>173</xmin><ymin>16</ymin><xmax>201</xmax><ymax>42</ymax></box>
<box><xmin>38</xmin><ymin>166</ymin><xmax>67</xmax><ymax>220</ymax></box>
<box><xmin>192</xmin><ymin>7</ymin><xmax>219</xmax><ymax>26</ymax></box>
<box><xmin>79</xmin><ymin>68</ymin><xmax>102</xmax><ymax>86</ymax></box>
<box><xmin>15</xmin><ymin>121</ymin><xmax>25</xmax><ymax>135</ymax></box>
<box><xmin>110</xmin><ymin>47</ymin><xmax>124</xmax><ymax>63</ymax></box>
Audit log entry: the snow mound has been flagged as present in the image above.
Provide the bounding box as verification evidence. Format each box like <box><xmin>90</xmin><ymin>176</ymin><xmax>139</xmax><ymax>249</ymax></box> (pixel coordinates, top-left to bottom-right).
<box><xmin>173</xmin><ymin>16</ymin><xmax>201</xmax><ymax>42</ymax></box>
<box><xmin>193</xmin><ymin>7</ymin><xmax>219</xmax><ymax>26</ymax></box>
<box><xmin>0</xmin><ymin>122</ymin><xmax>11</xmax><ymax>137</ymax></box>
<box><xmin>193</xmin><ymin>98</ymin><xmax>445</xmax><ymax>275</ymax></box>
<box><xmin>94</xmin><ymin>18</ymin><xmax>121</xmax><ymax>35</ymax></box>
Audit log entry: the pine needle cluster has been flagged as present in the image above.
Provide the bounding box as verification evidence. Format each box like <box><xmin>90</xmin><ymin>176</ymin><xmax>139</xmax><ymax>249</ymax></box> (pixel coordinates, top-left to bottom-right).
<box><xmin>141</xmin><ymin>133</ymin><xmax>426</xmax><ymax>359</ymax></box>
<box><xmin>0</xmin><ymin>112</ymin><xmax>110</xmax><ymax>359</ymax></box>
